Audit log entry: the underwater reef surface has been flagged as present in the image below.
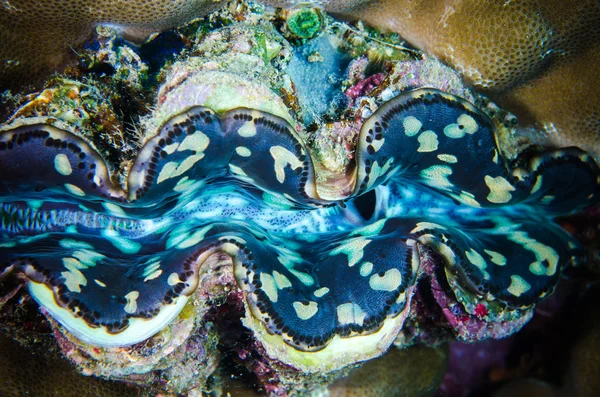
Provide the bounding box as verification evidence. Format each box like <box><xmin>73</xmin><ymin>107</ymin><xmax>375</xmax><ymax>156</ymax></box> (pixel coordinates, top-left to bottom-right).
<box><xmin>0</xmin><ymin>2</ymin><xmax>599</xmax><ymax>396</ymax></box>
<box><xmin>0</xmin><ymin>333</ymin><xmax>142</xmax><ymax>397</ymax></box>
<box><xmin>1</xmin><ymin>0</ymin><xmax>599</xmax><ymax>158</ymax></box>
<box><xmin>320</xmin><ymin>0</ymin><xmax>600</xmax><ymax>162</ymax></box>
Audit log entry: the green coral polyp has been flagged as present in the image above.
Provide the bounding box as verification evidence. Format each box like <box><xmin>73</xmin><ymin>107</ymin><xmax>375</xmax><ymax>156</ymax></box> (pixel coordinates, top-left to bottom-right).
<box><xmin>0</xmin><ymin>88</ymin><xmax>598</xmax><ymax>372</ymax></box>
<box><xmin>286</xmin><ymin>8</ymin><xmax>322</xmax><ymax>39</ymax></box>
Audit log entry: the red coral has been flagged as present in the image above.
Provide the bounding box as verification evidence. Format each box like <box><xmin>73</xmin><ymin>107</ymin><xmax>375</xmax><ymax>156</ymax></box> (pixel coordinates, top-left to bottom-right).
<box><xmin>474</xmin><ymin>303</ymin><xmax>489</xmax><ymax>318</ymax></box>
<box><xmin>345</xmin><ymin>73</ymin><xmax>385</xmax><ymax>103</ymax></box>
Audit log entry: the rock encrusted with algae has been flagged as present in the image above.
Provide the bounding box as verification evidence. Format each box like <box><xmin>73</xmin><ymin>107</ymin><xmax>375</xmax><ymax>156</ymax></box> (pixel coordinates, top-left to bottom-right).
<box><xmin>0</xmin><ymin>4</ymin><xmax>599</xmax><ymax>396</ymax></box>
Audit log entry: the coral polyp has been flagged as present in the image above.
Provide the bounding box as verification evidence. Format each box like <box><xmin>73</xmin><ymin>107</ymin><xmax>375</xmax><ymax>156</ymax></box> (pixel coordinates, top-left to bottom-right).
<box><xmin>284</xmin><ymin>7</ymin><xmax>323</xmax><ymax>40</ymax></box>
<box><xmin>0</xmin><ymin>4</ymin><xmax>598</xmax><ymax>395</ymax></box>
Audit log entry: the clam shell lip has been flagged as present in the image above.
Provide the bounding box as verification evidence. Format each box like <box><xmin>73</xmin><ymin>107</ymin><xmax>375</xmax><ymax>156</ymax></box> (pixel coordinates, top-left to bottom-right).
<box><xmin>151</xmin><ymin>70</ymin><xmax>297</xmax><ymax>138</ymax></box>
<box><xmin>0</xmin><ymin>89</ymin><xmax>597</xmax><ymax>369</ymax></box>
<box><xmin>29</xmin><ymin>281</ymin><xmax>190</xmax><ymax>347</ymax></box>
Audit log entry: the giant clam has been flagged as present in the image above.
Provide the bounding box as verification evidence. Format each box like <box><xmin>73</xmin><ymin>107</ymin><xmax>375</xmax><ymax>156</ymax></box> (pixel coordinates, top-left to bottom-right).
<box><xmin>1</xmin><ymin>5</ymin><xmax>598</xmax><ymax>395</ymax></box>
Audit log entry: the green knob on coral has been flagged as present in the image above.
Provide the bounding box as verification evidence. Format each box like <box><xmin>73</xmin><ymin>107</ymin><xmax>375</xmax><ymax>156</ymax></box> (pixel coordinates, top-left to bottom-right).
<box><xmin>286</xmin><ymin>8</ymin><xmax>322</xmax><ymax>39</ymax></box>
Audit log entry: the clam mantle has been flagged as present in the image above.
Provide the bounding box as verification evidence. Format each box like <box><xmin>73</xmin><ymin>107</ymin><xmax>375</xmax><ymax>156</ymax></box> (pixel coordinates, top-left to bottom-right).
<box><xmin>1</xmin><ymin>87</ymin><xmax>598</xmax><ymax>373</ymax></box>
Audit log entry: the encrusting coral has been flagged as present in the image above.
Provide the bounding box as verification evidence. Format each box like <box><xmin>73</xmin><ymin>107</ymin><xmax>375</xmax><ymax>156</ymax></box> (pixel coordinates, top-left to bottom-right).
<box><xmin>0</xmin><ymin>333</ymin><xmax>141</xmax><ymax>397</ymax></box>
<box><xmin>498</xmin><ymin>43</ymin><xmax>600</xmax><ymax>159</ymax></box>
<box><xmin>0</xmin><ymin>0</ymin><xmax>221</xmax><ymax>89</ymax></box>
<box><xmin>327</xmin><ymin>345</ymin><xmax>448</xmax><ymax>397</ymax></box>
<box><xmin>322</xmin><ymin>0</ymin><xmax>597</xmax><ymax>90</ymax></box>
<box><xmin>326</xmin><ymin>0</ymin><xmax>600</xmax><ymax>158</ymax></box>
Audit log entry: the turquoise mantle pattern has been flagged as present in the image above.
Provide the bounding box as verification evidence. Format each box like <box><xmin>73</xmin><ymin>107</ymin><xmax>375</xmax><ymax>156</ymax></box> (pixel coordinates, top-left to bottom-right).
<box><xmin>0</xmin><ymin>89</ymin><xmax>597</xmax><ymax>366</ymax></box>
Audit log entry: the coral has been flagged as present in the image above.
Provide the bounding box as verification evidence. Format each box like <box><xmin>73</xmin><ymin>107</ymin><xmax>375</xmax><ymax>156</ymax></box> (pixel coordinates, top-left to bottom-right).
<box><xmin>298</xmin><ymin>0</ymin><xmax>600</xmax><ymax>91</ymax></box>
<box><xmin>322</xmin><ymin>0</ymin><xmax>600</xmax><ymax>160</ymax></box>
<box><xmin>282</xmin><ymin>7</ymin><xmax>323</xmax><ymax>40</ymax></box>
<box><xmin>498</xmin><ymin>43</ymin><xmax>600</xmax><ymax>159</ymax></box>
<box><xmin>0</xmin><ymin>333</ymin><xmax>140</xmax><ymax>397</ymax></box>
<box><xmin>267</xmin><ymin>0</ymin><xmax>600</xmax><ymax>161</ymax></box>
<box><xmin>2</xmin><ymin>0</ymin><xmax>594</xmax><ymax>92</ymax></box>
<box><xmin>2</xmin><ymin>1</ymin><xmax>598</xmax><ymax>161</ymax></box>
<box><xmin>327</xmin><ymin>345</ymin><xmax>448</xmax><ymax>396</ymax></box>
<box><xmin>0</xmin><ymin>0</ymin><xmax>221</xmax><ymax>89</ymax></box>
<box><xmin>339</xmin><ymin>0</ymin><xmax>555</xmax><ymax>91</ymax></box>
